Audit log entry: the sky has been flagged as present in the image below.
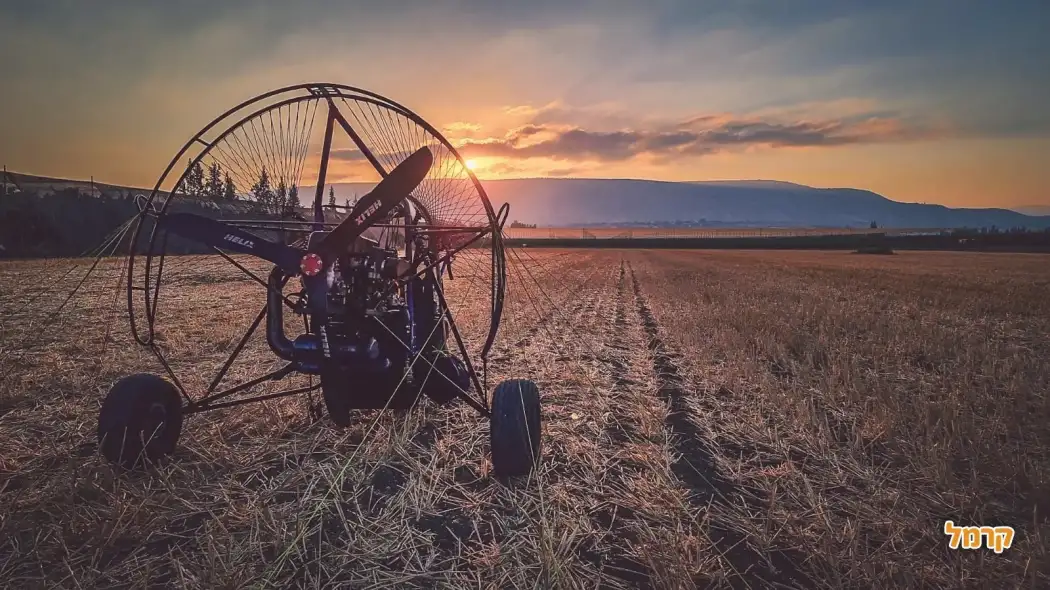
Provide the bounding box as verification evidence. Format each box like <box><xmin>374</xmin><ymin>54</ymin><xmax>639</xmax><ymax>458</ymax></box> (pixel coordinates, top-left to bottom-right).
<box><xmin>0</xmin><ymin>0</ymin><xmax>1048</xmax><ymax>208</ymax></box>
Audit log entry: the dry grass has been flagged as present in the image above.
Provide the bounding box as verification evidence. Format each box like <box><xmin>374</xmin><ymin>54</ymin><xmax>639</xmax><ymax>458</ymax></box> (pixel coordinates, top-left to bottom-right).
<box><xmin>0</xmin><ymin>248</ymin><xmax>1047</xmax><ymax>588</ymax></box>
<box><xmin>631</xmin><ymin>249</ymin><xmax>1050</xmax><ymax>588</ymax></box>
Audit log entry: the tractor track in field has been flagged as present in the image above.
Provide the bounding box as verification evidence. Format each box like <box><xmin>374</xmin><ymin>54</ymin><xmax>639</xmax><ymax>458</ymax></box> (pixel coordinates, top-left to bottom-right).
<box><xmin>603</xmin><ymin>260</ymin><xmax>635</xmax><ymax>443</ymax></box>
<box><xmin>580</xmin><ymin>259</ymin><xmax>656</xmax><ymax>587</ymax></box>
<box><xmin>627</xmin><ymin>261</ymin><xmax>813</xmax><ymax>589</ymax></box>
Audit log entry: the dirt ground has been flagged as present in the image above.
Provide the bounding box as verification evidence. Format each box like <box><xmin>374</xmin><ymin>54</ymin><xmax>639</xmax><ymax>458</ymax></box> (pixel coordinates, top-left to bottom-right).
<box><xmin>1</xmin><ymin>249</ymin><xmax>1047</xmax><ymax>588</ymax></box>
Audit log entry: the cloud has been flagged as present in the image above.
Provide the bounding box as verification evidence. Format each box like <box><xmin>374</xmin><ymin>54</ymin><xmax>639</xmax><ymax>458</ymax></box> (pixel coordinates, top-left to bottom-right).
<box><xmin>458</xmin><ymin>112</ymin><xmax>938</xmax><ymax>163</ymax></box>
<box><xmin>330</xmin><ymin>148</ymin><xmax>369</xmax><ymax>162</ymax></box>
<box><xmin>502</xmin><ymin>101</ymin><xmax>644</xmax><ymax>131</ymax></box>
<box><xmin>442</xmin><ymin>121</ymin><xmax>484</xmax><ymax>138</ymax></box>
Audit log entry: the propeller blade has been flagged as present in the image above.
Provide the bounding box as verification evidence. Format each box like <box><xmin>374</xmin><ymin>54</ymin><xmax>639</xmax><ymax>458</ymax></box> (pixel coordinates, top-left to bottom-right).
<box><xmin>313</xmin><ymin>146</ymin><xmax>433</xmax><ymax>258</ymax></box>
<box><xmin>161</xmin><ymin>212</ymin><xmax>304</xmax><ymax>275</ymax></box>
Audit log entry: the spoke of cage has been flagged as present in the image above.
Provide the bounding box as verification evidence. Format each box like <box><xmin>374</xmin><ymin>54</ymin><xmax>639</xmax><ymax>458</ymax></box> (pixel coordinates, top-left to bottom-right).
<box><xmin>245</xmin><ymin>119</ymin><xmax>279</xmax><ymax>189</ymax></box>
<box><xmin>210</xmin><ymin>248</ymin><xmax>301</xmax><ymax>311</ymax></box>
<box><xmin>207</xmin><ymin>303</ymin><xmax>269</xmax><ymax>394</ymax></box>
<box><xmin>228</xmin><ymin>127</ymin><xmax>269</xmax><ymax>188</ymax></box>
<box><xmin>503</xmin><ymin>246</ymin><xmax>608</xmax><ymax>363</ymax></box>
<box><xmin>338</xmin><ymin>97</ymin><xmax>487</xmax><ymax>230</ymax></box>
<box><xmin>342</xmin><ymin>99</ymin><xmax>399</xmax><ymax>174</ymax></box>
<box><xmin>368</xmin><ymin>312</ymin><xmax>487</xmax><ymax>413</ymax></box>
<box><xmin>400</xmin><ymin>228</ymin><xmax>491</xmax><ymax>283</ymax></box>
<box><xmin>12</xmin><ymin>215</ymin><xmax>137</xmax><ymax>317</ymax></box>
<box><xmin>194</xmin><ymin>362</ymin><xmax>297</xmax><ymax>407</ymax></box>
<box><xmin>219</xmin><ymin>129</ymin><xmax>267</xmax><ymax>193</ymax></box>
<box><xmin>491</xmin><ymin>251</ymin><xmax>617</xmax><ymax>459</ymax></box>
<box><xmin>332</xmin><ymin>99</ymin><xmax>388</xmax><ymax>178</ymax></box>
<box><xmin>42</xmin><ymin>216</ymin><xmax>135</xmax><ymax>326</ymax></box>
<box><xmin>499</xmin><ymin>249</ymin><xmax>598</xmax><ymax>350</ymax></box>
<box><xmin>261</xmin><ymin>106</ymin><xmax>287</xmax><ymax>187</ymax></box>
<box><xmin>500</xmin><ymin>252</ymin><xmax>600</xmax><ymax>334</ymax></box>
<box><xmin>99</xmin><ymin>243</ymin><xmax>133</xmax><ymax>360</ymax></box>
<box><xmin>430</xmin><ymin>271</ymin><xmax>488</xmax><ymax>409</ymax></box>
<box><xmin>292</xmin><ymin>100</ymin><xmax>321</xmax><ymax>191</ymax></box>
<box><xmin>185</xmin><ymin>382</ymin><xmax>322</xmax><ymax>414</ymax></box>
<box><xmin>148</xmin><ymin>343</ymin><xmax>193</xmax><ymax>405</ymax></box>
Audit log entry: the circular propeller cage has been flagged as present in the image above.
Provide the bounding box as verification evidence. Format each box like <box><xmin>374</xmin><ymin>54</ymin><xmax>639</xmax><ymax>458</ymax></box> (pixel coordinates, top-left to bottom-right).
<box><xmin>125</xmin><ymin>83</ymin><xmax>507</xmax><ymax>395</ymax></box>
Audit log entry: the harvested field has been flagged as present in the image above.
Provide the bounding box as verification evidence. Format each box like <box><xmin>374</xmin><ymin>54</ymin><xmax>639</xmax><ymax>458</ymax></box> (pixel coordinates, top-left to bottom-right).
<box><xmin>1</xmin><ymin>249</ymin><xmax>1047</xmax><ymax>588</ymax></box>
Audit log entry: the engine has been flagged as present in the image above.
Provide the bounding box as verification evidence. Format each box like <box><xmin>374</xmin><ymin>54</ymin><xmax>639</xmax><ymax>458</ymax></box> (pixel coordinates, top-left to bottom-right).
<box><xmin>265</xmin><ymin>230</ymin><xmax>466</xmax><ymax>410</ymax></box>
<box><xmin>317</xmin><ymin>244</ymin><xmax>413</xmax><ymax>368</ymax></box>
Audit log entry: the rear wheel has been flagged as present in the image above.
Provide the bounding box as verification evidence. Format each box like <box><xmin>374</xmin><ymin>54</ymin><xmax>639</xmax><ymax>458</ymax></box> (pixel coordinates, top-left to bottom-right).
<box><xmin>97</xmin><ymin>373</ymin><xmax>184</xmax><ymax>468</ymax></box>
<box><xmin>490</xmin><ymin>379</ymin><xmax>541</xmax><ymax>477</ymax></box>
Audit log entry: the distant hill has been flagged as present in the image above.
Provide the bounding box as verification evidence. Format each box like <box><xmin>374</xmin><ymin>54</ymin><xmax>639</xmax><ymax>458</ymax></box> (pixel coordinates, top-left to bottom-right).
<box><xmin>320</xmin><ymin>178</ymin><xmax>1050</xmax><ymax>230</ymax></box>
<box><xmin>1013</xmin><ymin>205</ymin><xmax>1050</xmax><ymax>216</ymax></box>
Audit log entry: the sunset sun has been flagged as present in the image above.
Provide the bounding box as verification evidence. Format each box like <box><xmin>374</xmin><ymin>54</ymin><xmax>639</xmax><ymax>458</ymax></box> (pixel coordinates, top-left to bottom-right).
<box><xmin>464</xmin><ymin>158</ymin><xmax>478</xmax><ymax>170</ymax></box>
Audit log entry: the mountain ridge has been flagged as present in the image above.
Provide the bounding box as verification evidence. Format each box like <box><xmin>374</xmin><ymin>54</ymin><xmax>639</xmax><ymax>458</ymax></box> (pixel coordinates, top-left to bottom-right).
<box><xmin>321</xmin><ymin>177</ymin><xmax>1050</xmax><ymax>229</ymax></box>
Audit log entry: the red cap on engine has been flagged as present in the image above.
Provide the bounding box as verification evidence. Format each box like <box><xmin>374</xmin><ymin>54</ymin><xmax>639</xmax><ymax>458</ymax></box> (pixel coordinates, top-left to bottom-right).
<box><xmin>300</xmin><ymin>253</ymin><xmax>323</xmax><ymax>276</ymax></box>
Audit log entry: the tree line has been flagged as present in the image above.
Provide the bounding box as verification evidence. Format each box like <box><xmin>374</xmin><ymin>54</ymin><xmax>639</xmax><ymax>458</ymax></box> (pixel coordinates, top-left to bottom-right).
<box><xmin>179</xmin><ymin>161</ymin><xmax>302</xmax><ymax>218</ymax></box>
<box><xmin>177</xmin><ymin>161</ymin><xmax>374</xmax><ymax>220</ymax></box>
<box><xmin>180</xmin><ymin>161</ymin><xmax>237</xmax><ymax>201</ymax></box>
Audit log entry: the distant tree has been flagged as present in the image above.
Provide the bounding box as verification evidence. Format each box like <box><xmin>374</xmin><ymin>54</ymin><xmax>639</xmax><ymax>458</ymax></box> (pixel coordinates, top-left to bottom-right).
<box><xmin>183</xmin><ymin>160</ymin><xmax>205</xmax><ymax>196</ymax></box>
<box><xmin>206</xmin><ymin>163</ymin><xmax>223</xmax><ymax>199</ymax></box>
<box><xmin>327</xmin><ymin>186</ymin><xmax>337</xmax><ymax>210</ymax></box>
<box><xmin>222</xmin><ymin>173</ymin><xmax>237</xmax><ymax>200</ymax></box>
<box><xmin>285</xmin><ymin>184</ymin><xmax>300</xmax><ymax>217</ymax></box>
<box><xmin>343</xmin><ymin>197</ymin><xmax>352</xmax><ymax>209</ymax></box>
<box><xmin>275</xmin><ymin>179</ymin><xmax>289</xmax><ymax>217</ymax></box>
<box><xmin>870</xmin><ymin>220</ymin><xmax>878</xmax><ymax>229</ymax></box>
<box><xmin>250</xmin><ymin>168</ymin><xmax>275</xmax><ymax>212</ymax></box>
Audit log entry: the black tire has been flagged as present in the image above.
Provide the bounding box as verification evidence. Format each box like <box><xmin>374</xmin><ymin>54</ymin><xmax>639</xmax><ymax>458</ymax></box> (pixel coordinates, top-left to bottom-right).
<box><xmin>97</xmin><ymin>373</ymin><xmax>184</xmax><ymax>468</ymax></box>
<box><xmin>490</xmin><ymin>379</ymin><xmax>541</xmax><ymax>477</ymax></box>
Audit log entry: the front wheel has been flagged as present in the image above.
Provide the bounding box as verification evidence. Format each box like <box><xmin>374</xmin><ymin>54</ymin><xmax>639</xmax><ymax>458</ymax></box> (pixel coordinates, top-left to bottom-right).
<box><xmin>97</xmin><ymin>373</ymin><xmax>184</xmax><ymax>468</ymax></box>
<box><xmin>490</xmin><ymin>379</ymin><xmax>541</xmax><ymax>477</ymax></box>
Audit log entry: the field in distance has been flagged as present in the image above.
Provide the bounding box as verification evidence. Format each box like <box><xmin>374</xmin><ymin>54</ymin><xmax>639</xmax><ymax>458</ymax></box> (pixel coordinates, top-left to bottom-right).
<box><xmin>501</xmin><ymin>226</ymin><xmax>931</xmax><ymax>239</ymax></box>
<box><xmin>0</xmin><ymin>249</ymin><xmax>1047</xmax><ymax>588</ymax></box>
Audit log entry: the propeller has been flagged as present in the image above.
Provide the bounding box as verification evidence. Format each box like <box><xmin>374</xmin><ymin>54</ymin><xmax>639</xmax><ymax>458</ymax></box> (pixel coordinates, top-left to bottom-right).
<box><xmin>300</xmin><ymin>145</ymin><xmax>433</xmax><ymax>322</ymax></box>
<box><xmin>158</xmin><ymin>146</ymin><xmax>434</xmax><ymax>277</ymax></box>
<box><xmin>162</xmin><ymin>212</ymin><xmax>304</xmax><ymax>275</ymax></box>
<box><xmin>313</xmin><ymin>146</ymin><xmax>433</xmax><ymax>259</ymax></box>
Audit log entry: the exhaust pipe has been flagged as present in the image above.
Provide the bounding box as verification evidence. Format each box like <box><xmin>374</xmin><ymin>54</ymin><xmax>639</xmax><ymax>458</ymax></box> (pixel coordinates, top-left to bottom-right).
<box><xmin>267</xmin><ymin>267</ymin><xmax>297</xmax><ymax>361</ymax></box>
